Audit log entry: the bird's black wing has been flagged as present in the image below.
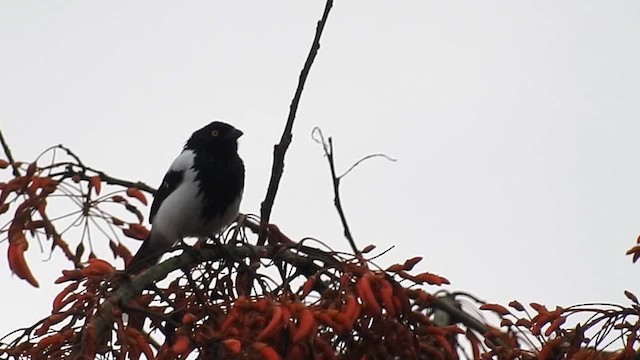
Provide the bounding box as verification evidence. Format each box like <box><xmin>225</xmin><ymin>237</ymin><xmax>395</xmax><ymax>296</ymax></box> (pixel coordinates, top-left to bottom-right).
<box><xmin>149</xmin><ymin>170</ymin><xmax>184</xmax><ymax>223</ymax></box>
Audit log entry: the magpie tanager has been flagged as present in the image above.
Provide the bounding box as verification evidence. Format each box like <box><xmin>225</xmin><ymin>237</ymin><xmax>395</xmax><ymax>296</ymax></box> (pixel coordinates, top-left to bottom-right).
<box><xmin>126</xmin><ymin>121</ymin><xmax>245</xmax><ymax>274</ymax></box>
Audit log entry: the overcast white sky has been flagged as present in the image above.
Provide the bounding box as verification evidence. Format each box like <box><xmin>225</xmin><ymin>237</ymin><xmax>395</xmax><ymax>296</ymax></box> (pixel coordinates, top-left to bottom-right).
<box><xmin>1</xmin><ymin>1</ymin><xmax>639</xmax><ymax>337</ymax></box>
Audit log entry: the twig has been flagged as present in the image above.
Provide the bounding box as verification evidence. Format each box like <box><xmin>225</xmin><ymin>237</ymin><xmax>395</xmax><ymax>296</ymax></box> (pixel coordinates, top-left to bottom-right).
<box><xmin>327</xmin><ymin>138</ymin><xmax>360</xmax><ymax>255</ymax></box>
<box><xmin>0</xmin><ymin>129</ymin><xmax>21</xmax><ymax>177</ymax></box>
<box><xmin>48</xmin><ymin>165</ymin><xmax>156</xmax><ymax>195</ymax></box>
<box><xmin>182</xmin><ymin>267</ymin><xmax>209</xmax><ymax>308</ymax></box>
<box><xmin>312</xmin><ymin>128</ymin><xmax>360</xmax><ymax>255</ymax></box>
<box><xmin>56</xmin><ymin>144</ymin><xmax>85</xmax><ymax>172</ymax></box>
<box><xmin>339</xmin><ymin>153</ymin><xmax>397</xmax><ymax>179</ymax></box>
<box><xmin>258</xmin><ymin>0</ymin><xmax>334</xmax><ymax>245</ymax></box>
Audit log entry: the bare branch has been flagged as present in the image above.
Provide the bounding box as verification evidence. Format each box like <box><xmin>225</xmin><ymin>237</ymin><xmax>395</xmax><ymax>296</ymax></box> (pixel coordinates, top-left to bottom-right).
<box><xmin>0</xmin><ymin>129</ymin><xmax>21</xmax><ymax>177</ymax></box>
<box><xmin>89</xmin><ymin>237</ymin><xmax>339</xmax><ymax>349</ymax></box>
<box><xmin>57</xmin><ymin>167</ymin><xmax>157</xmax><ymax>195</ymax></box>
<box><xmin>312</xmin><ymin>127</ymin><xmax>360</xmax><ymax>255</ymax></box>
<box><xmin>40</xmin><ymin>143</ymin><xmax>156</xmax><ymax>195</ymax></box>
<box><xmin>259</xmin><ymin>0</ymin><xmax>334</xmax><ymax>244</ymax></box>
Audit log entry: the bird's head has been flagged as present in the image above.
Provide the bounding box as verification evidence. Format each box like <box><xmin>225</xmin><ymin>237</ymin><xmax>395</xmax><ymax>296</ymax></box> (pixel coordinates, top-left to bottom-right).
<box><xmin>185</xmin><ymin>121</ymin><xmax>243</xmax><ymax>153</ymax></box>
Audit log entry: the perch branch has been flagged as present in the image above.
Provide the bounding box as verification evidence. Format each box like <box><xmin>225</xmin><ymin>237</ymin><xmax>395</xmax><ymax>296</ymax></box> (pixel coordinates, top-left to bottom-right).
<box><xmin>89</xmin><ymin>241</ymin><xmax>338</xmax><ymax>349</ymax></box>
<box><xmin>259</xmin><ymin>0</ymin><xmax>334</xmax><ymax>244</ymax></box>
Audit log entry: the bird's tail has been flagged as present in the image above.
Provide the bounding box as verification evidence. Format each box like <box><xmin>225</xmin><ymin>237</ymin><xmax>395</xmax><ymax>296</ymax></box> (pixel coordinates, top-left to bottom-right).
<box><xmin>125</xmin><ymin>232</ymin><xmax>164</xmax><ymax>275</ymax></box>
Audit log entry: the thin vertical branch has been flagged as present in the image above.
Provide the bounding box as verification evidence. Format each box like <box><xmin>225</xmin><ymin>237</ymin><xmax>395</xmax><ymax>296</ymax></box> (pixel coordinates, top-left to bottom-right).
<box><xmin>0</xmin><ymin>129</ymin><xmax>21</xmax><ymax>177</ymax></box>
<box><xmin>258</xmin><ymin>0</ymin><xmax>334</xmax><ymax>245</ymax></box>
<box><xmin>312</xmin><ymin>127</ymin><xmax>360</xmax><ymax>255</ymax></box>
<box><xmin>326</xmin><ymin>138</ymin><xmax>360</xmax><ymax>255</ymax></box>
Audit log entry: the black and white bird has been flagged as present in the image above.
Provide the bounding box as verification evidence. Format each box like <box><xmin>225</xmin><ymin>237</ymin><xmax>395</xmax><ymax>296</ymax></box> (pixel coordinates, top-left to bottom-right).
<box><xmin>126</xmin><ymin>121</ymin><xmax>245</xmax><ymax>274</ymax></box>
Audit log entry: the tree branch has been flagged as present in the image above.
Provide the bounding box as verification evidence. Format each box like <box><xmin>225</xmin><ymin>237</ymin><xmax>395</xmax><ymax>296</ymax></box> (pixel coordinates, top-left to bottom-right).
<box><xmin>56</xmin><ymin>166</ymin><xmax>157</xmax><ymax>195</ymax></box>
<box><xmin>258</xmin><ymin>0</ymin><xmax>334</xmax><ymax>244</ymax></box>
<box><xmin>327</xmin><ymin>138</ymin><xmax>360</xmax><ymax>255</ymax></box>
<box><xmin>312</xmin><ymin>128</ymin><xmax>360</xmax><ymax>255</ymax></box>
<box><xmin>0</xmin><ymin>129</ymin><xmax>21</xmax><ymax>177</ymax></box>
<box><xmin>90</xmin><ymin>240</ymin><xmax>339</xmax><ymax>349</ymax></box>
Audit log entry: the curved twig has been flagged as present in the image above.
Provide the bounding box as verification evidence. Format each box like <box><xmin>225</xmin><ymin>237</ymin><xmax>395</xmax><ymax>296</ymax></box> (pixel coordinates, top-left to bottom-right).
<box><xmin>339</xmin><ymin>153</ymin><xmax>397</xmax><ymax>179</ymax></box>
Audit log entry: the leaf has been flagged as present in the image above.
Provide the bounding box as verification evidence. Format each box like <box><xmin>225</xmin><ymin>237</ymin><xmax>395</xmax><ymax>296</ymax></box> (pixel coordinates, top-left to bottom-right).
<box><xmin>52</xmin><ymin>282</ymin><xmax>80</xmax><ymax>312</ymax></box>
<box><xmin>402</xmin><ymin>256</ymin><xmax>423</xmax><ymax>271</ymax></box>
<box><xmin>0</xmin><ymin>178</ymin><xmax>22</xmax><ymax>204</ymax></box>
<box><xmin>386</xmin><ymin>264</ymin><xmax>404</xmax><ymax>272</ymax></box>
<box><xmin>7</xmin><ymin>232</ymin><xmax>39</xmax><ymax>287</ymax></box>
<box><xmin>181</xmin><ymin>313</ymin><xmax>197</xmax><ymax>326</ymax></box>
<box><xmin>126</xmin><ymin>187</ymin><xmax>148</xmax><ymax>205</ymax></box>
<box><xmin>90</xmin><ymin>175</ymin><xmax>101</xmax><ymax>195</ymax></box>
<box><xmin>480</xmin><ymin>303</ymin><xmax>510</xmax><ymax>316</ymax></box>
<box><xmin>129</xmin><ymin>223</ymin><xmax>149</xmax><ymax>238</ymax></box>
<box><xmin>74</xmin><ymin>242</ymin><xmax>85</xmax><ymax>264</ymax></box>
<box><xmin>108</xmin><ymin>240</ymin><xmax>118</xmax><ymax>257</ymax></box>
<box><xmin>110</xmin><ymin>195</ymin><xmax>127</xmax><ymax>203</ymax></box>
<box><xmin>530</xmin><ymin>302</ymin><xmax>547</xmax><ymax>313</ymax></box>
<box><xmin>627</xmin><ymin>245</ymin><xmax>640</xmax><ymax>263</ymax></box>
<box><xmin>508</xmin><ymin>300</ymin><xmax>525</xmax><ymax>311</ymax></box>
<box><xmin>465</xmin><ymin>330</ymin><xmax>481</xmax><ymax>360</ymax></box>
<box><xmin>361</xmin><ymin>244</ymin><xmax>376</xmax><ymax>253</ymax></box>
<box><xmin>83</xmin><ymin>258</ymin><xmax>115</xmax><ymax>276</ymax></box>
<box><xmin>625</xmin><ymin>290</ymin><xmax>639</xmax><ymax>304</ymax></box>
<box><xmin>25</xmin><ymin>162</ymin><xmax>37</xmax><ymax>177</ymax></box>
<box><xmin>222</xmin><ymin>339</ymin><xmax>241</xmax><ymax>354</ymax></box>
<box><xmin>299</xmin><ymin>275</ymin><xmax>316</xmax><ymax>299</ymax></box>
<box><xmin>292</xmin><ymin>309</ymin><xmax>315</xmax><ymax>343</ymax></box>
<box><xmin>413</xmin><ymin>272</ymin><xmax>450</xmax><ymax>286</ymax></box>
<box><xmin>500</xmin><ymin>319</ymin><xmax>514</xmax><ymax>327</ymax></box>
<box><xmin>396</xmin><ymin>270</ymin><xmax>417</xmax><ymax>282</ymax></box>
<box><xmin>172</xmin><ymin>336</ymin><xmax>191</xmax><ymax>355</ymax></box>
<box><xmin>125</xmin><ymin>204</ymin><xmax>144</xmax><ymax>223</ymax></box>
<box><xmin>54</xmin><ymin>269</ymin><xmax>85</xmax><ymax>284</ymax></box>
<box><xmin>544</xmin><ymin>316</ymin><xmax>566</xmax><ymax>336</ymax></box>
<box><xmin>0</xmin><ymin>159</ymin><xmax>9</xmax><ymax>168</ymax></box>
<box><xmin>122</xmin><ymin>224</ymin><xmax>148</xmax><ymax>241</ymax></box>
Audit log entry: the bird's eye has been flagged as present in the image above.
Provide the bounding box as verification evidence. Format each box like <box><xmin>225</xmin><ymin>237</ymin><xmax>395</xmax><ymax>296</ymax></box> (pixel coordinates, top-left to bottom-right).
<box><xmin>211</xmin><ymin>130</ymin><xmax>219</xmax><ymax>137</ymax></box>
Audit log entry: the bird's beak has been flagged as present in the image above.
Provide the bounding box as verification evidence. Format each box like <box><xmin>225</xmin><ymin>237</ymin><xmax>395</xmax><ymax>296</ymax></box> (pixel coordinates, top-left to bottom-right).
<box><xmin>232</xmin><ymin>129</ymin><xmax>243</xmax><ymax>139</ymax></box>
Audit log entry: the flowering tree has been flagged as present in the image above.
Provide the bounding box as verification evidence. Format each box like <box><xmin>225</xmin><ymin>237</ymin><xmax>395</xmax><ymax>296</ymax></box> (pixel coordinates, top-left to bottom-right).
<box><xmin>2</xmin><ymin>1</ymin><xmax>640</xmax><ymax>359</ymax></box>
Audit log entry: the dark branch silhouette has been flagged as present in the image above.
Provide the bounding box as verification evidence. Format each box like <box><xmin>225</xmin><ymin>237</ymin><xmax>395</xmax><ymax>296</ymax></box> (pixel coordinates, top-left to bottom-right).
<box><xmin>87</xmin><ymin>226</ymin><xmax>340</xmax><ymax>351</ymax></box>
<box><xmin>259</xmin><ymin>0</ymin><xmax>334</xmax><ymax>245</ymax></box>
<box><xmin>0</xmin><ymin>129</ymin><xmax>21</xmax><ymax>177</ymax></box>
<box><xmin>312</xmin><ymin>127</ymin><xmax>360</xmax><ymax>255</ymax></box>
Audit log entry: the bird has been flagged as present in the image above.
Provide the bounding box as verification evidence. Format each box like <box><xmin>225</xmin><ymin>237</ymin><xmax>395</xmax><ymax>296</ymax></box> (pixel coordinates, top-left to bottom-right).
<box><xmin>126</xmin><ymin>121</ymin><xmax>245</xmax><ymax>274</ymax></box>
